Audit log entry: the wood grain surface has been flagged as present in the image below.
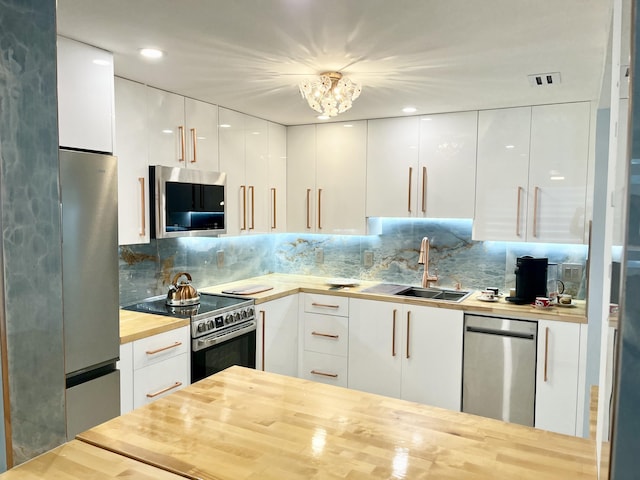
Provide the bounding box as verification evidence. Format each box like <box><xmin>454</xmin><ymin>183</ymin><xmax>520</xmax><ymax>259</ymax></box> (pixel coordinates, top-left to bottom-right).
<box><xmin>120</xmin><ymin>309</ymin><xmax>190</xmax><ymax>344</ymax></box>
<box><xmin>0</xmin><ymin>440</ymin><xmax>185</xmax><ymax>479</ymax></box>
<box><xmin>77</xmin><ymin>366</ymin><xmax>596</xmax><ymax>480</ymax></box>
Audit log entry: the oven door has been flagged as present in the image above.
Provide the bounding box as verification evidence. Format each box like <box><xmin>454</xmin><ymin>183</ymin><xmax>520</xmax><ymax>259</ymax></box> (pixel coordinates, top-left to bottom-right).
<box><xmin>191</xmin><ymin>324</ymin><xmax>256</xmax><ymax>383</ymax></box>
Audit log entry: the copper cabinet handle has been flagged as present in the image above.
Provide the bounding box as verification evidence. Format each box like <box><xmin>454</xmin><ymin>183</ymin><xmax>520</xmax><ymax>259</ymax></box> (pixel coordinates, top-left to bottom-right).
<box><xmin>190</xmin><ymin>127</ymin><xmax>197</xmax><ymax>163</ymax></box>
<box><xmin>240</xmin><ymin>185</ymin><xmax>247</xmax><ymax>230</ymax></box>
<box><xmin>260</xmin><ymin>310</ymin><xmax>266</xmax><ymax>371</ymax></box>
<box><xmin>178</xmin><ymin>126</ymin><xmax>185</xmax><ymax>162</ymax></box>
<box><xmin>406</xmin><ymin>311</ymin><xmax>411</xmax><ymax>359</ymax></box>
<box><xmin>421</xmin><ymin>166</ymin><xmax>427</xmax><ymax>213</ymax></box>
<box><xmin>146</xmin><ymin>381</ymin><xmax>182</xmax><ymax>398</ymax></box>
<box><xmin>392</xmin><ymin>309</ymin><xmax>397</xmax><ymax>357</ymax></box>
<box><xmin>533</xmin><ymin>186</ymin><xmax>540</xmax><ymax>237</ymax></box>
<box><xmin>311</xmin><ymin>331</ymin><xmax>339</xmax><ymax>339</ymax></box>
<box><xmin>317</xmin><ymin>188</ymin><xmax>323</xmax><ymax>230</ymax></box>
<box><xmin>145</xmin><ymin>341</ymin><xmax>182</xmax><ymax>356</ymax></box>
<box><xmin>516</xmin><ymin>186</ymin><xmax>523</xmax><ymax>237</ymax></box>
<box><xmin>248</xmin><ymin>185</ymin><xmax>255</xmax><ymax>230</ymax></box>
<box><xmin>306</xmin><ymin>188</ymin><xmax>312</xmax><ymax>229</ymax></box>
<box><xmin>408</xmin><ymin>167</ymin><xmax>413</xmax><ymax>213</ymax></box>
<box><xmin>271</xmin><ymin>188</ymin><xmax>277</xmax><ymax>229</ymax></box>
<box><xmin>138</xmin><ymin>177</ymin><xmax>146</xmax><ymax>236</ymax></box>
<box><xmin>311</xmin><ymin>370</ymin><xmax>338</xmax><ymax>378</ymax></box>
<box><xmin>311</xmin><ymin>302</ymin><xmax>340</xmax><ymax>309</ymax></box>
<box><xmin>544</xmin><ymin>327</ymin><xmax>549</xmax><ymax>382</ymax></box>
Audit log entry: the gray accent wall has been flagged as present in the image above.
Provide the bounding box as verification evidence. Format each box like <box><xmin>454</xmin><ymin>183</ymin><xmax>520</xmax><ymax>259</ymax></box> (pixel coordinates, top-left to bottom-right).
<box><xmin>0</xmin><ymin>0</ymin><xmax>66</xmax><ymax>465</ymax></box>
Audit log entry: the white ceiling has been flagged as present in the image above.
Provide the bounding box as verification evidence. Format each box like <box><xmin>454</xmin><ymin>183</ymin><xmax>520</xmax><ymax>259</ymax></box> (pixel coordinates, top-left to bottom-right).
<box><xmin>56</xmin><ymin>0</ymin><xmax>613</xmax><ymax>126</ymax></box>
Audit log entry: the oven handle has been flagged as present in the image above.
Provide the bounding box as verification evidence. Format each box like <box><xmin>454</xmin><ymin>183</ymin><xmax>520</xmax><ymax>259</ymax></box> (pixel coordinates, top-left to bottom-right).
<box><xmin>193</xmin><ymin>320</ymin><xmax>257</xmax><ymax>352</ymax></box>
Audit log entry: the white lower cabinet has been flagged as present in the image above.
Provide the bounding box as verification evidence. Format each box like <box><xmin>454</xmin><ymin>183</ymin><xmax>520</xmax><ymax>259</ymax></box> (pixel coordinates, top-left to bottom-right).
<box><xmin>256</xmin><ymin>295</ymin><xmax>299</xmax><ymax>377</ymax></box>
<box><xmin>299</xmin><ymin>294</ymin><xmax>349</xmax><ymax>388</ymax></box>
<box><xmin>119</xmin><ymin>326</ymin><xmax>190</xmax><ymax>414</ymax></box>
<box><xmin>348</xmin><ymin>299</ymin><xmax>463</xmax><ymax>411</ymax></box>
<box><xmin>535</xmin><ymin>319</ymin><xmax>583</xmax><ymax>435</ymax></box>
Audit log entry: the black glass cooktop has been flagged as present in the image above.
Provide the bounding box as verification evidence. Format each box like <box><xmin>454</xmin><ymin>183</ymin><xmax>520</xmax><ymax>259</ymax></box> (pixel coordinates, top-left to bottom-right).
<box><xmin>122</xmin><ymin>293</ymin><xmax>250</xmax><ymax>319</ymax></box>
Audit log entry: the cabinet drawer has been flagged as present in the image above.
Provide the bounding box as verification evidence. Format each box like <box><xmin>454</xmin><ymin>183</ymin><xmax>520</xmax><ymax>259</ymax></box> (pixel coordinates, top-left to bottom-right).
<box><xmin>303</xmin><ymin>313</ymin><xmax>348</xmax><ymax>356</ymax></box>
<box><xmin>303</xmin><ymin>293</ymin><xmax>349</xmax><ymax>317</ymax></box>
<box><xmin>301</xmin><ymin>351</ymin><xmax>347</xmax><ymax>388</ymax></box>
<box><xmin>133</xmin><ymin>353</ymin><xmax>190</xmax><ymax>408</ymax></box>
<box><xmin>133</xmin><ymin>327</ymin><xmax>190</xmax><ymax>370</ymax></box>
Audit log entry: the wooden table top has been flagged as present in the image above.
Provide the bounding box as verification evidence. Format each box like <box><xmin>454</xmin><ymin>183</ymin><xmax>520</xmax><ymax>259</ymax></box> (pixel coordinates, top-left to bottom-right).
<box><xmin>77</xmin><ymin>366</ymin><xmax>596</xmax><ymax>480</ymax></box>
<box><xmin>0</xmin><ymin>440</ymin><xmax>184</xmax><ymax>479</ymax></box>
<box><xmin>119</xmin><ymin>309</ymin><xmax>190</xmax><ymax>344</ymax></box>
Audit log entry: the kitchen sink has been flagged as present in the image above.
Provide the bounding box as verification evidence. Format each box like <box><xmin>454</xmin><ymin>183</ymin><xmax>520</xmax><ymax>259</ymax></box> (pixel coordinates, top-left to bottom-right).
<box><xmin>394</xmin><ymin>286</ymin><xmax>472</xmax><ymax>303</ymax></box>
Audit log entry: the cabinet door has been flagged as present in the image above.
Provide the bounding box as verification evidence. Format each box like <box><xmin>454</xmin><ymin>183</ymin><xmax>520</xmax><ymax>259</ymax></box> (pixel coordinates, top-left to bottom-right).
<box><xmin>256</xmin><ymin>295</ymin><xmax>298</xmax><ymax>377</ymax></box>
<box><xmin>268</xmin><ymin>122</ymin><xmax>287</xmax><ymax>232</ymax></box>
<box><xmin>147</xmin><ymin>87</ymin><xmax>186</xmax><ymax>168</ymax></box>
<box><xmin>348</xmin><ymin>299</ymin><xmax>402</xmax><ymax>398</ymax></box>
<box><xmin>118</xmin><ymin>342</ymin><xmax>134</xmax><ymax>415</ymax></box>
<box><xmin>184</xmin><ymin>98</ymin><xmax>219</xmax><ymax>171</ymax></box>
<box><xmin>401</xmin><ymin>305</ymin><xmax>463</xmax><ymax>410</ymax></box>
<box><xmin>300</xmin><ymin>351</ymin><xmax>348</xmax><ymax>388</ymax></box>
<box><xmin>366</xmin><ymin>117</ymin><xmax>420</xmax><ymax>218</ymax></box>
<box><xmin>528</xmin><ymin>102</ymin><xmax>590</xmax><ymax>243</ymax></box>
<box><xmin>316</xmin><ymin>121</ymin><xmax>368</xmax><ymax>234</ymax></box>
<box><xmin>57</xmin><ymin>36</ymin><xmax>114</xmax><ymax>152</ymax></box>
<box><xmin>287</xmin><ymin>125</ymin><xmax>317</xmax><ymax>232</ymax></box>
<box><xmin>219</xmin><ymin>108</ymin><xmax>246</xmax><ymax>235</ymax></box>
<box><xmin>535</xmin><ymin>320</ymin><xmax>581</xmax><ymax>435</ymax></box>
<box><xmin>133</xmin><ymin>353</ymin><xmax>190</xmax><ymax>408</ymax></box>
<box><xmin>114</xmin><ymin>77</ymin><xmax>149</xmax><ymax>245</ymax></box>
<box><xmin>419</xmin><ymin>111</ymin><xmax>478</xmax><ymax>218</ymax></box>
<box><xmin>245</xmin><ymin>115</ymin><xmax>269</xmax><ymax>233</ymax></box>
<box><xmin>473</xmin><ymin>107</ymin><xmax>531</xmax><ymax>241</ymax></box>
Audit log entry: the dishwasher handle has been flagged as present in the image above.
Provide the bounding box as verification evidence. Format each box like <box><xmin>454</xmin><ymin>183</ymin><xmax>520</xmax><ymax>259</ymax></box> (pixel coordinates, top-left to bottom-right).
<box><xmin>465</xmin><ymin>325</ymin><xmax>535</xmax><ymax>340</ymax></box>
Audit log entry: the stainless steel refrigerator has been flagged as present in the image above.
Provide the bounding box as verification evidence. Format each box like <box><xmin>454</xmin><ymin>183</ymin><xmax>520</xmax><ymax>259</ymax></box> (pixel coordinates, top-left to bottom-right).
<box><xmin>60</xmin><ymin>149</ymin><xmax>120</xmax><ymax>439</ymax></box>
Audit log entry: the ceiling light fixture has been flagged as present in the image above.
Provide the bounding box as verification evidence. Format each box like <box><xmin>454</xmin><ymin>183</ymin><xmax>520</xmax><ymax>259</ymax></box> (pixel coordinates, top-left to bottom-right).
<box><xmin>139</xmin><ymin>48</ymin><xmax>164</xmax><ymax>59</ymax></box>
<box><xmin>402</xmin><ymin>107</ymin><xmax>417</xmax><ymax>113</ymax></box>
<box><xmin>299</xmin><ymin>72</ymin><xmax>361</xmax><ymax>117</ymax></box>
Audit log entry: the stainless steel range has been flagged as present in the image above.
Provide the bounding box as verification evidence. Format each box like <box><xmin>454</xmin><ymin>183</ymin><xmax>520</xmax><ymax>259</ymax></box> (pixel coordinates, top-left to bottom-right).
<box><xmin>123</xmin><ymin>293</ymin><xmax>256</xmax><ymax>382</ymax></box>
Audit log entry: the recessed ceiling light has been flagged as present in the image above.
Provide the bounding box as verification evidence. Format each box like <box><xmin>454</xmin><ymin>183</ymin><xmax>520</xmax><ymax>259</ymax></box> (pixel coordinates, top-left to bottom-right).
<box><xmin>402</xmin><ymin>107</ymin><xmax>417</xmax><ymax>113</ymax></box>
<box><xmin>343</xmin><ymin>124</ymin><xmax>353</xmax><ymax>128</ymax></box>
<box><xmin>92</xmin><ymin>59</ymin><xmax>110</xmax><ymax>66</ymax></box>
<box><xmin>139</xmin><ymin>48</ymin><xmax>164</xmax><ymax>59</ymax></box>
<box><xmin>550</xmin><ymin>176</ymin><xmax>565</xmax><ymax>181</ymax></box>
<box><xmin>505</xmin><ymin>145</ymin><xmax>515</xmax><ymax>149</ymax></box>
<box><xmin>317</xmin><ymin>115</ymin><xmax>330</xmax><ymax>120</ymax></box>
<box><xmin>219</xmin><ymin>124</ymin><xmax>231</xmax><ymax>128</ymax></box>
<box><xmin>161</xmin><ymin>129</ymin><xmax>173</xmax><ymax>134</ymax></box>
<box><xmin>251</xmin><ymin>131</ymin><xmax>261</xmax><ymax>135</ymax></box>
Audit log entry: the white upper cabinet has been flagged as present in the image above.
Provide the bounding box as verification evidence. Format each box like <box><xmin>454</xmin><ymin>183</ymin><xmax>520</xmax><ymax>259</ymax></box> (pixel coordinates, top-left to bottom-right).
<box><xmin>286</xmin><ymin>125</ymin><xmax>317</xmax><ymax>232</ymax></box>
<box><xmin>474</xmin><ymin>102</ymin><xmax>590</xmax><ymax>243</ymax></box>
<box><xmin>419</xmin><ymin>111</ymin><xmax>478</xmax><ymax>218</ymax></box>
<box><xmin>219</xmin><ymin>108</ymin><xmax>271</xmax><ymax>235</ymax></box>
<box><xmin>287</xmin><ymin>122</ymin><xmax>368</xmax><ymax>234</ymax></box>
<box><xmin>474</xmin><ymin>107</ymin><xmax>532</xmax><ymax>241</ymax></box>
<box><xmin>366</xmin><ymin>112</ymin><xmax>477</xmax><ymax>219</ymax></box>
<box><xmin>528</xmin><ymin>102</ymin><xmax>590</xmax><ymax>243</ymax></box>
<box><xmin>147</xmin><ymin>87</ymin><xmax>219</xmax><ymax>171</ymax></box>
<box><xmin>114</xmin><ymin>78</ymin><xmax>149</xmax><ymax>245</ymax></box>
<box><xmin>267</xmin><ymin>122</ymin><xmax>288</xmax><ymax>232</ymax></box>
<box><xmin>366</xmin><ymin>117</ymin><xmax>420</xmax><ymax>218</ymax></box>
<box><xmin>57</xmin><ymin>36</ymin><xmax>114</xmax><ymax>153</ymax></box>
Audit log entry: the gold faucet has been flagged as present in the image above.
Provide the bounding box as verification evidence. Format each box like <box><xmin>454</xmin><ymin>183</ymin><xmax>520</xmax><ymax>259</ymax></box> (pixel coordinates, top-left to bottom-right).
<box><xmin>418</xmin><ymin>237</ymin><xmax>439</xmax><ymax>288</ymax></box>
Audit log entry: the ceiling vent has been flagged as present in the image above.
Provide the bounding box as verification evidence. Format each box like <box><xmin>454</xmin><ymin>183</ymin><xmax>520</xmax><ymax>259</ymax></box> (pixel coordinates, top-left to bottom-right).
<box><xmin>527</xmin><ymin>72</ymin><xmax>561</xmax><ymax>86</ymax></box>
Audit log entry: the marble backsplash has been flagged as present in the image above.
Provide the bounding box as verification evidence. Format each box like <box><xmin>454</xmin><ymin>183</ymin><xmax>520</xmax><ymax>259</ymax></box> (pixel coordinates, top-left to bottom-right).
<box><xmin>119</xmin><ymin>218</ymin><xmax>588</xmax><ymax>305</ymax></box>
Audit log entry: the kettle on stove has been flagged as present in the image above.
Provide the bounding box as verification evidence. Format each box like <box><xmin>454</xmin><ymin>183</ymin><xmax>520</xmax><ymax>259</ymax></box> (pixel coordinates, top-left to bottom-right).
<box><xmin>166</xmin><ymin>272</ymin><xmax>201</xmax><ymax>306</ymax></box>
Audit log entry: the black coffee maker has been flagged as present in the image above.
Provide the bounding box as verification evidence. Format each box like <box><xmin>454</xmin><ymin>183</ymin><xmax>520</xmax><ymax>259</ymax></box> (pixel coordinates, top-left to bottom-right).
<box><xmin>507</xmin><ymin>256</ymin><xmax>548</xmax><ymax>304</ymax></box>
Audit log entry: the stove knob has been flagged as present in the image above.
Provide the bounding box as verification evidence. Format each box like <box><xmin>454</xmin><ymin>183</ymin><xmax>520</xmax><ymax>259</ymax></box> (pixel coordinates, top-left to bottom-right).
<box><xmin>233</xmin><ymin>312</ymin><xmax>240</xmax><ymax>322</ymax></box>
<box><xmin>197</xmin><ymin>323</ymin><xmax>206</xmax><ymax>333</ymax></box>
<box><xmin>247</xmin><ymin>307</ymin><xmax>254</xmax><ymax>318</ymax></box>
<box><xmin>225</xmin><ymin>314</ymin><xmax>232</xmax><ymax>325</ymax></box>
<box><xmin>241</xmin><ymin>310</ymin><xmax>248</xmax><ymax>319</ymax></box>
<box><xmin>206</xmin><ymin>320</ymin><xmax>214</xmax><ymax>330</ymax></box>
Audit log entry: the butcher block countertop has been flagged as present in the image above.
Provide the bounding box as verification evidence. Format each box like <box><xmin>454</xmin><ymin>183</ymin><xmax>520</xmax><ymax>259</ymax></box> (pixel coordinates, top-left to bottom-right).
<box><xmin>202</xmin><ymin>273</ymin><xmax>587</xmax><ymax>324</ymax></box>
<box><xmin>119</xmin><ymin>309</ymin><xmax>189</xmax><ymax>344</ymax></box>
<box><xmin>0</xmin><ymin>440</ymin><xmax>184</xmax><ymax>479</ymax></box>
<box><xmin>77</xmin><ymin>366</ymin><xmax>596</xmax><ymax>480</ymax></box>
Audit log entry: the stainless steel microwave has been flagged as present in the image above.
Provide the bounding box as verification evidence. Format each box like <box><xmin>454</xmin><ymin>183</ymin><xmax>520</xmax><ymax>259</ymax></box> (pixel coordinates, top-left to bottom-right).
<box><xmin>149</xmin><ymin>165</ymin><xmax>226</xmax><ymax>238</ymax></box>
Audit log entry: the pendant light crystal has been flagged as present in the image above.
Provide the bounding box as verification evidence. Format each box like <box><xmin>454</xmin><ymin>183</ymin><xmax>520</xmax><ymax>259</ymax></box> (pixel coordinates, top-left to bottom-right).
<box><xmin>299</xmin><ymin>72</ymin><xmax>361</xmax><ymax>117</ymax></box>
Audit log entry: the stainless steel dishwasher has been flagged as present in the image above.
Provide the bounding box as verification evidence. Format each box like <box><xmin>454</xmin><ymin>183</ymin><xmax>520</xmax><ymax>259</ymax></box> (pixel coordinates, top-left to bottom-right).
<box><xmin>462</xmin><ymin>315</ymin><xmax>537</xmax><ymax>426</ymax></box>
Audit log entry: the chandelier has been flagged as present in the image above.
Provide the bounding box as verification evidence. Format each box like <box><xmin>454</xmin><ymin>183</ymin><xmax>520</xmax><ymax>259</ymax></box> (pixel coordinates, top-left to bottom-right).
<box><xmin>299</xmin><ymin>72</ymin><xmax>362</xmax><ymax>117</ymax></box>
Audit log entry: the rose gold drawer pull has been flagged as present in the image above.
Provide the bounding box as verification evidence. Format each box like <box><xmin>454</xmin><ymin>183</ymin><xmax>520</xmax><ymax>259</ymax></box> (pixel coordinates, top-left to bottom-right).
<box><xmin>311</xmin><ymin>302</ymin><xmax>340</xmax><ymax>309</ymax></box>
<box><xmin>146</xmin><ymin>381</ymin><xmax>182</xmax><ymax>398</ymax></box>
<box><xmin>249</xmin><ymin>185</ymin><xmax>255</xmax><ymax>230</ymax></box>
<box><xmin>178</xmin><ymin>126</ymin><xmax>185</xmax><ymax>162</ymax></box>
<box><xmin>240</xmin><ymin>185</ymin><xmax>247</xmax><ymax>230</ymax></box>
<box><xmin>260</xmin><ymin>310</ymin><xmax>266</xmax><ymax>371</ymax></box>
<box><xmin>317</xmin><ymin>188</ymin><xmax>323</xmax><ymax>230</ymax></box>
<box><xmin>138</xmin><ymin>177</ymin><xmax>146</xmax><ymax>236</ymax></box>
<box><xmin>516</xmin><ymin>186</ymin><xmax>523</xmax><ymax>237</ymax></box>
<box><xmin>311</xmin><ymin>370</ymin><xmax>338</xmax><ymax>378</ymax></box>
<box><xmin>533</xmin><ymin>186</ymin><xmax>540</xmax><ymax>238</ymax></box>
<box><xmin>408</xmin><ymin>167</ymin><xmax>413</xmax><ymax>212</ymax></box>
<box><xmin>544</xmin><ymin>327</ymin><xmax>549</xmax><ymax>382</ymax></box>
<box><xmin>306</xmin><ymin>188</ymin><xmax>312</xmax><ymax>229</ymax></box>
<box><xmin>311</xmin><ymin>331</ymin><xmax>339</xmax><ymax>339</ymax></box>
<box><xmin>190</xmin><ymin>127</ymin><xmax>197</xmax><ymax>163</ymax></box>
<box><xmin>145</xmin><ymin>341</ymin><xmax>182</xmax><ymax>355</ymax></box>
<box><xmin>421</xmin><ymin>166</ymin><xmax>427</xmax><ymax>213</ymax></box>
<box><xmin>406</xmin><ymin>311</ymin><xmax>411</xmax><ymax>359</ymax></box>
<box><xmin>392</xmin><ymin>309</ymin><xmax>397</xmax><ymax>357</ymax></box>
<box><xmin>271</xmin><ymin>188</ymin><xmax>277</xmax><ymax>229</ymax></box>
